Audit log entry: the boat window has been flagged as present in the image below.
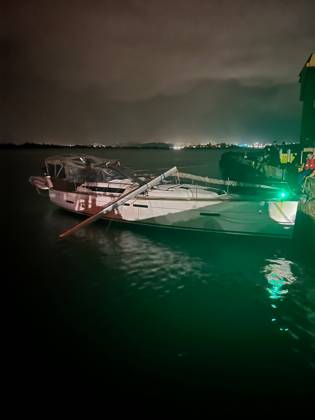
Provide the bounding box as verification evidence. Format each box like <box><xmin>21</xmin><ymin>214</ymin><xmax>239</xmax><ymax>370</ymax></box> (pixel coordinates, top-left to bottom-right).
<box><xmin>46</xmin><ymin>163</ymin><xmax>65</xmax><ymax>178</ymax></box>
<box><xmin>82</xmin><ymin>186</ymin><xmax>125</xmax><ymax>193</ymax></box>
<box><xmin>133</xmin><ymin>204</ymin><xmax>148</xmax><ymax>208</ymax></box>
<box><xmin>55</xmin><ymin>165</ymin><xmax>65</xmax><ymax>178</ymax></box>
<box><xmin>47</xmin><ymin>163</ymin><xmax>55</xmax><ymax>176</ymax></box>
<box><xmin>66</xmin><ymin>166</ymin><xmax>125</xmax><ymax>183</ymax></box>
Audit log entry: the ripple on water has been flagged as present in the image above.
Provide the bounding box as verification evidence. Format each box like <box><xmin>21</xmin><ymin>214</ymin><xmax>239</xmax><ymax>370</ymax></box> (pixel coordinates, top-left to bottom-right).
<box><xmin>71</xmin><ymin>224</ymin><xmax>315</xmax><ymax>369</ymax></box>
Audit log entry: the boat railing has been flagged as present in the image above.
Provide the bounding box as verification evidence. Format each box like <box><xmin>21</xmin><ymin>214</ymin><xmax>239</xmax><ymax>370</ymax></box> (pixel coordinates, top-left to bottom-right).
<box><xmin>177</xmin><ymin>172</ymin><xmax>290</xmax><ymax>191</ymax></box>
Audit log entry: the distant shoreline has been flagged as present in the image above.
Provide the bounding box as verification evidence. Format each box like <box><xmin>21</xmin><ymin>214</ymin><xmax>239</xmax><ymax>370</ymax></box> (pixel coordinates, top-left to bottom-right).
<box><xmin>0</xmin><ymin>142</ymin><xmax>246</xmax><ymax>150</ymax></box>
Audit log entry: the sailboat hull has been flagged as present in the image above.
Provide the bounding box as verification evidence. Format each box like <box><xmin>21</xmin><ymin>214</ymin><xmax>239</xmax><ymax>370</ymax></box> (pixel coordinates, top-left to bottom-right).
<box><xmin>49</xmin><ymin>189</ymin><xmax>298</xmax><ymax>239</ymax></box>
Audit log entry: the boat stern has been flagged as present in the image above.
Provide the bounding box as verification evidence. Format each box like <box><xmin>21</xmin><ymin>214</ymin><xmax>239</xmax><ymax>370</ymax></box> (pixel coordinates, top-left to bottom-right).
<box><xmin>29</xmin><ymin>175</ymin><xmax>54</xmax><ymax>191</ymax></box>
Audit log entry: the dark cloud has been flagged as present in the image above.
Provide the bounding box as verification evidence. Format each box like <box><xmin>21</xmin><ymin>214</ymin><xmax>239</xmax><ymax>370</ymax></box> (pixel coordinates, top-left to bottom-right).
<box><xmin>1</xmin><ymin>0</ymin><xmax>314</xmax><ymax>143</ymax></box>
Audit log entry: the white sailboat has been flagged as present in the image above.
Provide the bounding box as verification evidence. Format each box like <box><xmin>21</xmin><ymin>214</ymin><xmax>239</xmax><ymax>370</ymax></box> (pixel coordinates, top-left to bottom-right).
<box><xmin>29</xmin><ymin>154</ymin><xmax>299</xmax><ymax>239</ymax></box>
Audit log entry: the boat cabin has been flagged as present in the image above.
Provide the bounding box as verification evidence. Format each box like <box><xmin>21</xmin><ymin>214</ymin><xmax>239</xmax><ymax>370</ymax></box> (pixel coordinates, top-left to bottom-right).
<box><xmin>44</xmin><ymin>155</ymin><xmax>138</xmax><ymax>192</ymax></box>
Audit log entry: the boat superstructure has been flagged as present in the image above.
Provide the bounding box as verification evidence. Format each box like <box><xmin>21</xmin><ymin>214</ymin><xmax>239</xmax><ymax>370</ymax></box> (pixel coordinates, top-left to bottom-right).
<box><xmin>30</xmin><ymin>154</ymin><xmax>300</xmax><ymax>239</ymax></box>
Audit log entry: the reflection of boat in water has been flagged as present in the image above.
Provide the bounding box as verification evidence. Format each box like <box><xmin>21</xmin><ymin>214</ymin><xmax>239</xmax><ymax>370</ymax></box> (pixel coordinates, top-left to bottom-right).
<box><xmin>29</xmin><ymin>154</ymin><xmax>299</xmax><ymax>239</ymax></box>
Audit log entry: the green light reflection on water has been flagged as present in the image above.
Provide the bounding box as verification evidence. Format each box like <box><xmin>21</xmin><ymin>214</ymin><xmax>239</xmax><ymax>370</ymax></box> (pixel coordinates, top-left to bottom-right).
<box><xmin>262</xmin><ymin>258</ymin><xmax>296</xmax><ymax>330</ymax></box>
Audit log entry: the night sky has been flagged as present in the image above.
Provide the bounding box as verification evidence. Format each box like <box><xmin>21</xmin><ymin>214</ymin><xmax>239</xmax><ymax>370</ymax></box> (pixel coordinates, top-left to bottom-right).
<box><xmin>2</xmin><ymin>0</ymin><xmax>315</xmax><ymax>144</ymax></box>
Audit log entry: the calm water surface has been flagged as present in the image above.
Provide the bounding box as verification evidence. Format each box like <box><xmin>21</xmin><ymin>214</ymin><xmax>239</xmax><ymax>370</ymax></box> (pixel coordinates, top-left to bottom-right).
<box><xmin>7</xmin><ymin>149</ymin><xmax>315</xmax><ymax>399</ymax></box>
